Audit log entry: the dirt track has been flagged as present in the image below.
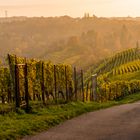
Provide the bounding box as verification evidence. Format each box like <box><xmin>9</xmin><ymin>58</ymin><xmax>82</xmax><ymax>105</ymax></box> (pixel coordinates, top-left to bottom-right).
<box><xmin>23</xmin><ymin>101</ymin><xmax>140</xmax><ymax>140</ymax></box>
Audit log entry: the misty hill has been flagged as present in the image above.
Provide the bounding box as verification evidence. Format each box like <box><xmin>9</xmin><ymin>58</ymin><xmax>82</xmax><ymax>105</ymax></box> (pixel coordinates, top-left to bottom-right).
<box><xmin>1</xmin><ymin>16</ymin><xmax>140</xmax><ymax>68</ymax></box>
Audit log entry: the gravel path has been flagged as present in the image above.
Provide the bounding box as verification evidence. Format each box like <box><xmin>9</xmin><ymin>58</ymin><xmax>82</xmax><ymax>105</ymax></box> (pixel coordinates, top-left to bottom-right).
<box><xmin>23</xmin><ymin>101</ymin><xmax>140</xmax><ymax>140</ymax></box>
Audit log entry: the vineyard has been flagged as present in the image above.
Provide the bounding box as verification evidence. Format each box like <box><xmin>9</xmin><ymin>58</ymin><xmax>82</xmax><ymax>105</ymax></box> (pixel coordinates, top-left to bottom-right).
<box><xmin>84</xmin><ymin>47</ymin><xmax>140</xmax><ymax>101</ymax></box>
<box><xmin>0</xmin><ymin>47</ymin><xmax>140</xmax><ymax>114</ymax></box>
<box><xmin>111</xmin><ymin>59</ymin><xmax>140</xmax><ymax>75</ymax></box>
<box><xmin>85</xmin><ymin>47</ymin><xmax>140</xmax><ymax>80</ymax></box>
<box><xmin>0</xmin><ymin>54</ymin><xmax>98</xmax><ymax>114</ymax></box>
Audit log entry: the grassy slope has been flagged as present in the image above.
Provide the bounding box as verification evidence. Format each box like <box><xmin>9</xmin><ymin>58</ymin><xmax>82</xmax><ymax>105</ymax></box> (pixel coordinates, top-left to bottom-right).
<box><xmin>0</xmin><ymin>93</ymin><xmax>140</xmax><ymax>140</ymax></box>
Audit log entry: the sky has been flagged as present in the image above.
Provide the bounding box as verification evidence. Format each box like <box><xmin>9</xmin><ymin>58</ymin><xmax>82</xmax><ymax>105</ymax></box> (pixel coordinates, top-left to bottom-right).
<box><xmin>0</xmin><ymin>0</ymin><xmax>140</xmax><ymax>17</ymax></box>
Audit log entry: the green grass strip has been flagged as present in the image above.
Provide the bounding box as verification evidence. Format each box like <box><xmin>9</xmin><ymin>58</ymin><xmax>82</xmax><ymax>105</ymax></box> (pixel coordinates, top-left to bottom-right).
<box><xmin>0</xmin><ymin>93</ymin><xmax>140</xmax><ymax>140</ymax></box>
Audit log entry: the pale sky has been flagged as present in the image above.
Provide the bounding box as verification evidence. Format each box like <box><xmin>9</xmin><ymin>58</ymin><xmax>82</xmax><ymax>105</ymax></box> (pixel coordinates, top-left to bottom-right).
<box><xmin>0</xmin><ymin>0</ymin><xmax>140</xmax><ymax>17</ymax></box>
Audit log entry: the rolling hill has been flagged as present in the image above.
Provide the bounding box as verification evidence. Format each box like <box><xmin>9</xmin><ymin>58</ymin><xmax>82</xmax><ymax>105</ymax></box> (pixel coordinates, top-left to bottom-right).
<box><xmin>1</xmin><ymin>16</ymin><xmax>140</xmax><ymax>68</ymax></box>
<box><xmin>84</xmin><ymin>47</ymin><xmax>140</xmax><ymax>84</ymax></box>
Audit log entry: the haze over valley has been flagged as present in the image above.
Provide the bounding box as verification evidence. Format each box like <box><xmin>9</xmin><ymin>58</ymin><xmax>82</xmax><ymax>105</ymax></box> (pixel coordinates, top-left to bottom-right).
<box><xmin>0</xmin><ymin>16</ymin><xmax>140</xmax><ymax>69</ymax></box>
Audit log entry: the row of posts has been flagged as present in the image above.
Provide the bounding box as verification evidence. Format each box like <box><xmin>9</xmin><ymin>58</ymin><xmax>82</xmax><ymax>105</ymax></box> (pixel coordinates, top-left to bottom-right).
<box><xmin>15</xmin><ymin>65</ymin><xmax>97</xmax><ymax>111</ymax></box>
<box><xmin>8</xmin><ymin>55</ymin><xmax>97</xmax><ymax>111</ymax></box>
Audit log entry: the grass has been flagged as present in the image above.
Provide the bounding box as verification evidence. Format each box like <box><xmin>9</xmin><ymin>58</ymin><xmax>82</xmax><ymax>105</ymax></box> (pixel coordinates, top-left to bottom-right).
<box><xmin>0</xmin><ymin>103</ymin><xmax>14</xmax><ymax>114</ymax></box>
<box><xmin>0</xmin><ymin>93</ymin><xmax>140</xmax><ymax>140</ymax></box>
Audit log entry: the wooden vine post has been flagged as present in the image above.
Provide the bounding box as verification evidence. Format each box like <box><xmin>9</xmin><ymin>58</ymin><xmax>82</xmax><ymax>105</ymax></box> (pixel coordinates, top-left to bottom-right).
<box><xmin>24</xmin><ymin>63</ymin><xmax>30</xmax><ymax>112</ymax></box>
<box><xmin>41</xmin><ymin>62</ymin><xmax>45</xmax><ymax>104</ymax></box>
<box><xmin>86</xmin><ymin>82</ymin><xmax>89</xmax><ymax>101</ymax></box>
<box><xmin>81</xmin><ymin>70</ymin><xmax>84</xmax><ymax>102</ymax></box>
<box><xmin>65</xmin><ymin>66</ymin><xmax>68</xmax><ymax>101</ymax></box>
<box><xmin>92</xmin><ymin>74</ymin><xmax>97</xmax><ymax>101</ymax></box>
<box><xmin>54</xmin><ymin>65</ymin><xmax>57</xmax><ymax>102</ymax></box>
<box><xmin>7</xmin><ymin>54</ymin><xmax>12</xmax><ymax>103</ymax></box>
<box><xmin>15</xmin><ymin>64</ymin><xmax>20</xmax><ymax>108</ymax></box>
<box><xmin>74</xmin><ymin>67</ymin><xmax>77</xmax><ymax>101</ymax></box>
<box><xmin>90</xmin><ymin>76</ymin><xmax>93</xmax><ymax>101</ymax></box>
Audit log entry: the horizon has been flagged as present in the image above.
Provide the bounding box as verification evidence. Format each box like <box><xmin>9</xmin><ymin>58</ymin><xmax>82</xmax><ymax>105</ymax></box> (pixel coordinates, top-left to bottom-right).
<box><xmin>1</xmin><ymin>15</ymin><xmax>140</xmax><ymax>19</ymax></box>
<box><xmin>0</xmin><ymin>0</ymin><xmax>140</xmax><ymax>18</ymax></box>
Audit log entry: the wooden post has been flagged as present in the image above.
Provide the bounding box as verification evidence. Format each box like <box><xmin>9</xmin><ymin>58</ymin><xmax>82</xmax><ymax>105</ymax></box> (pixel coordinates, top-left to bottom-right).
<box><xmin>92</xmin><ymin>74</ymin><xmax>97</xmax><ymax>101</ymax></box>
<box><xmin>7</xmin><ymin>54</ymin><xmax>13</xmax><ymax>102</ymax></box>
<box><xmin>24</xmin><ymin>57</ymin><xmax>27</xmax><ymax>63</ymax></box>
<box><xmin>105</xmin><ymin>84</ymin><xmax>107</xmax><ymax>100</ymax></box>
<box><xmin>81</xmin><ymin>70</ymin><xmax>84</xmax><ymax>102</ymax></box>
<box><xmin>15</xmin><ymin>55</ymin><xmax>17</xmax><ymax>64</ymax></box>
<box><xmin>90</xmin><ymin>77</ymin><xmax>93</xmax><ymax>101</ymax></box>
<box><xmin>86</xmin><ymin>82</ymin><xmax>89</xmax><ymax>101</ymax></box>
<box><xmin>54</xmin><ymin>65</ymin><xmax>57</xmax><ymax>102</ymax></box>
<box><xmin>15</xmin><ymin>64</ymin><xmax>20</xmax><ymax>108</ymax></box>
<box><xmin>108</xmin><ymin>86</ymin><xmax>111</xmax><ymax>100</ymax></box>
<box><xmin>41</xmin><ymin>62</ymin><xmax>45</xmax><ymax>104</ymax></box>
<box><xmin>65</xmin><ymin>66</ymin><xmax>68</xmax><ymax>101</ymax></box>
<box><xmin>7</xmin><ymin>79</ymin><xmax>12</xmax><ymax>103</ymax></box>
<box><xmin>74</xmin><ymin>67</ymin><xmax>77</xmax><ymax>101</ymax></box>
<box><xmin>24</xmin><ymin>63</ymin><xmax>30</xmax><ymax>112</ymax></box>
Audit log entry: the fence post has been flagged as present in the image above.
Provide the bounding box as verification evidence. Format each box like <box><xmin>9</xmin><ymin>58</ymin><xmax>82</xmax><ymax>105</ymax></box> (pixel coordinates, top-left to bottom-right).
<box><xmin>15</xmin><ymin>55</ymin><xmax>17</xmax><ymax>64</ymax></box>
<box><xmin>74</xmin><ymin>67</ymin><xmax>77</xmax><ymax>101</ymax></box>
<box><xmin>7</xmin><ymin>54</ymin><xmax>13</xmax><ymax>102</ymax></box>
<box><xmin>90</xmin><ymin>76</ymin><xmax>93</xmax><ymax>101</ymax></box>
<box><xmin>86</xmin><ymin>82</ymin><xmax>89</xmax><ymax>101</ymax></box>
<box><xmin>15</xmin><ymin>64</ymin><xmax>20</xmax><ymax>108</ymax></box>
<box><xmin>81</xmin><ymin>70</ymin><xmax>84</xmax><ymax>102</ymax></box>
<box><xmin>65</xmin><ymin>66</ymin><xmax>68</xmax><ymax>101</ymax></box>
<box><xmin>54</xmin><ymin>65</ymin><xmax>57</xmax><ymax>102</ymax></box>
<box><xmin>41</xmin><ymin>62</ymin><xmax>45</xmax><ymax>104</ymax></box>
<box><xmin>24</xmin><ymin>63</ymin><xmax>30</xmax><ymax>112</ymax></box>
<box><xmin>7</xmin><ymin>76</ymin><xmax>12</xmax><ymax>103</ymax></box>
<box><xmin>92</xmin><ymin>74</ymin><xmax>97</xmax><ymax>101</ymax></box>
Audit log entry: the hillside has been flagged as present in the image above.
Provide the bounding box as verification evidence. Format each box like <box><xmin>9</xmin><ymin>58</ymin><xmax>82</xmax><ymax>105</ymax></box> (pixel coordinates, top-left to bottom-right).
<box><xmin>1</xmin><ymin>16</ymin><xmax>140</xmax><ymax>68</ymax></box>
<box><xmin>84</xmin><ymin>47</ymin><xmax>140</xmax><ymax>83</ymax></box>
